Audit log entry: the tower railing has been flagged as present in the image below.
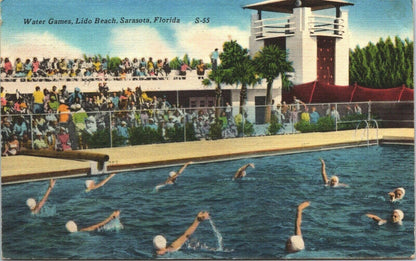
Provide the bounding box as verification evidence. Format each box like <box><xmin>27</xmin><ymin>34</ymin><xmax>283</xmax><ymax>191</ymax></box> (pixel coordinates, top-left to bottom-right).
<box><xmin>253</xmin><ymin>16</ymin><xmax>295</xmax><ymax>39</ymax></box>
<box><xmin>308</xmin><ymin>15</ymin><xmax>345</xmax><ymax>37</ymax></box>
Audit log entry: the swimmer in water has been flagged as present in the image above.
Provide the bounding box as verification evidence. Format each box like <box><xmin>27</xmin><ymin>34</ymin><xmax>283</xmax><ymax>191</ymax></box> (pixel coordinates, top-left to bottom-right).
<box><xmin>233</xmin><ymin>163</ymin><xmax>255</xmax><ymax>180</ymax></box>
<box><xmin>153</xmin><ymin>211</ymin><xmax>210</xmax><ymax>255</ymax></box>
<box><xmin>388</xmin><ymin>187</ymin><xmax>405</xmax><ymax>202</ymax></box>
<box><xmin>26</xmin><ymin>179</ymin><xmax>56</xmax><ymax>214</ymax></box>
<box><xmin>65</xmin><ymin>210</ymin><xmax>121</xmax><ymax>232</ymax></box>
<box><xmin>366</xmin><ymin>209</ymin><xmax>404</xmax><ymax>225</ymax></box>
<box><xmin>158</xmin><ymin>161</ymin><xmax>193</xmax><ymax>186</ymax></box>
<box><xmin>320</xmin><ymin>158</ymin><xmax>347</xmax><ymax>187</ymax></box>
<box><xmin>285</xmin><ymin>201</ymin><xmax>310</xmax><ymax>253</ymax></box>
<box><xmin>85</xmin><ymin>173</ymin><xmax>116</xmax><ymax>192</ymax></box>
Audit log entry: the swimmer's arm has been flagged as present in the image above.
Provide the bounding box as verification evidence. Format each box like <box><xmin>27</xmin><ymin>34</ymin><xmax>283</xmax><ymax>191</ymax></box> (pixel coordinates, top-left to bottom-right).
<box><xmin>366</xmin><ymin>213</ymin><xmax>386</xmax><ymax>225</ymax></box>
<box><xmin>233</xmin><ymin>163</ymin><xmax>253</xmax><ymax>179</ymax></box>
<box><xmin>33</xmin><ymin>179</ymin><xmax>56</xmax><ymax>213</ymax></box>
<box><xmin>167</xmin><ymin>211</ymin><xmax>210</xmax><ymax>251</ymax></box>
<box><xmin>320</xmin><ymin>159</ymin><xmax>328</xmax><ymax>184</ymax></box>
<box><xmin>176</xmin><ymin>161</ymin><xmax>193</xmax><ymax>176</ymax></box>
<box><xmin>80</xmin><ymin>210</ymin><xmax>120</xmax><ymax>231</ymax></box>
<box><xmin>90</xmin><ymin>173</ymin><xmax>116</xmax><ymax>190</ymax></box>
<box><xmin>295</xmin><ymin>201</ymin><xmax>310</xmax><ymax>236</ymax></box>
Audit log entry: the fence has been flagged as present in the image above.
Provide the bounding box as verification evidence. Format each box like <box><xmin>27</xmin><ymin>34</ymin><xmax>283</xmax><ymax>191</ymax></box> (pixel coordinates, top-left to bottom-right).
<box><xmin>1</xmin><ymin>101</ymin><xmax>413</xmax><ymax>154</ymax></box>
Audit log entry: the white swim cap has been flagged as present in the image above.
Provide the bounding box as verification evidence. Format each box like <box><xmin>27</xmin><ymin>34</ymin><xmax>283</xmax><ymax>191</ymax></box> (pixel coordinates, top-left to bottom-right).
<box><xmin>85</xmin><ymin>180</ymin><xmax>94</xmax><ymax>188</ymax></box>
<box><xmin>26</xmin><ymin>198</ymin><xmax>36</xmax><ymax>210</ymax></box>
<box><xmin>286</xmin><ymin>235</ymin><xmax>305</xmax><ymax>252</ymax></box>
<box><xmin>394</xmin><ymin>209</ymin><xmax>404</xmax><ymax>221</ymax></box>
<box><xmin>65</xmin><ymin>221</ymin><xmax>78</xmax><ymax>233</ymax></box>
<box><xmin>397</xmin><ymin>187</ymin><xmax>405</xmax><ymax>197</ymax></box>
<box><xmin>153</xmin><ymin>235</ymin><xmax>167</xmax><ymax>250</ymax></box>
<box><xmin>330</xmin><ymin>176</ymin><xmax>339</xmax><ymax>186</ymax></box>
<box><xmin>169</xmin><ymin>171</ymin><xmax>176</xmax><ymax>177</ymax></box>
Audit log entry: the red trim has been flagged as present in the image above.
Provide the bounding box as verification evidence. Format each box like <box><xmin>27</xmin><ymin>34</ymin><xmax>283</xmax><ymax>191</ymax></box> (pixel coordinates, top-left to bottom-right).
<box><xmin>397</xmin><ymin>85</ymin><xmax>406</xmax><ymax>101</ymax></box>
<box><xmin>349</xmin><ymin>82</ymin><xmax>358</xmax><ymax>102</ymax></box>
<box><xmin>308</xmin><ymin>81</ymin><xmax>318</xmax><ymax>103</ymax></box>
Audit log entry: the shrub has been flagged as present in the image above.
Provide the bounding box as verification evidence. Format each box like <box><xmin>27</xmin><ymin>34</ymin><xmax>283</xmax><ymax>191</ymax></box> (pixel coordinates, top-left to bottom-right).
<box><xmin>267</xmin><ymin>114</ymin><xmax>283</xmax><ymax>135</ymax></box>
<box><xmin>209</xmin><ymin>120</ymin><xmax>223</xmax><ymax>140</ymax></box>
<box><xmin>128</xmin><ymin>126</ymin><xmax>163</xmax><ymax>145</ymax></box>
<box><xmin>237</xmin><ymin>119</ymin><xmax>254</xmax><ymax>136</ymax></box>
<box><xmin>165</xmin><ymin>123</ymin><xmax>197</xmax><ymax>142</ymax></box>
<box><xmin>337</xmin><ymin>113</ymin><xmax>369</xmax><ymax>130</ymax></box>
<box><xmin>295</xmin><ymin>116</ymin><xmax>335</xmax><ymax>133</ymax></box>
<box><xmin>81</xmin><ymin>128</ymin><xmax>125</xmax><ymax>148</ymax></box>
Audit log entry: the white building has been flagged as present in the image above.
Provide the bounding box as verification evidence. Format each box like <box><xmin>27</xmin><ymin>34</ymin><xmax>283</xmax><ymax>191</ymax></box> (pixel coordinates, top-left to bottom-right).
<box><xmin>244</xmin><ymin>0</ymin><xmax>353</xmax><ymax>86</ymax></box>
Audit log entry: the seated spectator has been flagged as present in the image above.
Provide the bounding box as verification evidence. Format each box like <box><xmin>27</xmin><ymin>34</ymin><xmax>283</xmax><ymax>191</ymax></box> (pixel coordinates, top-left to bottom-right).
<box><xmin>147</xmin><ymin>57</ymin><xmax>155</xmax><ymax>76</ymax></box>
<box><xmin>57</xmin><ymin>99</ymin><xmax>71</xmax><ymax>126</ymax></box>
<box><xmin>3</xmin><ymin>134</ymin><xmax>20</xmax><ymax>156</ymax></box>
<box><xmin>218</xmin><ymin>111</ymin><xmax>228</xmax><ymax>129</ymax></box>
<box><xmin>85</xmin><ymin>116</ymin><xmax>97</xmax><ymax>135</ymax></box>
<box><xmin>32</xmin><ymin>57</ymin><xmax>40</xmax><ymax>76</ymax></box>
<box><xmin>179</xmin><ymin>62</ymin><xmax>192</xmax><ymax>76</ymax></box>
<box><xmin>45</xmin><ymin>128</ymin><xmax>57</xmax><ymax>150</ymax></box>
<box><xmin>20</xmin><ymin>133</ymin><xmax>32</xmax><ymax>151</ymax></box>
<box><xmin>196</xmin><ymin>60</ymin><xmax>206</xmax><ymax>76</ymax></box>
<box><xmin>48</xmin><ymin>96</ymin><xmax>59</xmax><ymax>112</ymax></box>
<box><xmin>56</xmin><ymin>127</ymin><xmax>72</xmax><ymax>151</ymax></box>
<box><xmin>155</xmin><ymin>59</ymin><xmax>163</xmax><ymax>76</ymax></box>
<box><xmin>15</xmin><ymin>58</ymin><xmax>24</xmax><ymax>76</ymax></box>
<box><xmin>163</xmin><ymin>58</ymin><xmax>171</xmax><ymax>76</ymax></box>
<box><xmin>4</xmin><ymin>58</ymin><xmax>13</xmax><ymax>76</ymax></box>
<box><xmin>13</xmin><ymin>116</ymin><xmax>28</xmax><ymax>139</ymax></box>
<box><xmin>33</xmin><ymin>131</ymin><xmax>49</xmax><ymax>150</ymax></box>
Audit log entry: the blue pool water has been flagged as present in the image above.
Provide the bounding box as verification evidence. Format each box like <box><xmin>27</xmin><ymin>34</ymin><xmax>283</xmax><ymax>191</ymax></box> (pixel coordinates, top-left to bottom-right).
<box><xmin>2</xmin><ymin>145</ymin><xmax>414</xmax><ymax>259</ymax></box>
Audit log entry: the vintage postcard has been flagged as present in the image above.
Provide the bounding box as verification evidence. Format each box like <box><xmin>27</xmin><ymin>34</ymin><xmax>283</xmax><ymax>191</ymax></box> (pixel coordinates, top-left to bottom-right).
<box><xmin>0</xmin><ymin>0</ymin><xmax>414</xmax><ymax>260</ymax></box>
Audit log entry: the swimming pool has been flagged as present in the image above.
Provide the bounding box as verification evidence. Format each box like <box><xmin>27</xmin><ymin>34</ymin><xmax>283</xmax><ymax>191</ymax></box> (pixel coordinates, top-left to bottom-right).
<box><xmin>2</xmin><ymin>145</ymin><xmax>414</xmax><ymax>259</ymax></box>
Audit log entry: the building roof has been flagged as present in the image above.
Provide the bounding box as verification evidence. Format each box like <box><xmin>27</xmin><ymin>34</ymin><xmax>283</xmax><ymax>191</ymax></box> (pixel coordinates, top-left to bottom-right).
<box><xmin>243</xmin><ymin>0</ymin><xmax>354</xmax><ymax>13</ymax></box>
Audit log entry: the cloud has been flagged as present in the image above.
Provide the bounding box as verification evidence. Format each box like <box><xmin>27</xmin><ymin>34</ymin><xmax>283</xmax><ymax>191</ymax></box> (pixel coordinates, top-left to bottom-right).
<box><xmin>1</xmin><ymin>32</ymin><xmax>83</xmax><ymax>61</ymax></box>
<box><xmin>173</xmin><ymin>23</ymin><xmax>250</xmax><ymax>61</ymax></box>
<box><xmin>108</xmin><ymin>23</ymin><xmax>250</xmax><ymax>61</ymax></box>
<box><xmin>109</xmin><ymin>26</ymin><xmax>178</xmax><ymax>59</ymax></box>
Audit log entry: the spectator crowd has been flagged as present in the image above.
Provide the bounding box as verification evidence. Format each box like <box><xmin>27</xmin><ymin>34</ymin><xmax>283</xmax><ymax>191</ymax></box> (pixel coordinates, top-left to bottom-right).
<box><xmin>0</xmin><ymin>56</ymin><xmax>208</xmax><ymax>82</ymax></box>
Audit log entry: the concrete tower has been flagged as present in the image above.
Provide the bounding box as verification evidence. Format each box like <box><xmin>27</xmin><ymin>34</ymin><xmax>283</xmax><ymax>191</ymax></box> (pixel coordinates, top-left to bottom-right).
<box><xmin>244</xmin><ymin>0</ymin><xmax>353</xmax><ymax>86</ymax></box>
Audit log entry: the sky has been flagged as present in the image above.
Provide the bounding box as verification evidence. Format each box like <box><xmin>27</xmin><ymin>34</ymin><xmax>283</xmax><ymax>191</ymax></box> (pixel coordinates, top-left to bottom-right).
<box><xmin>0</xmin><ymin>0</ymin><xmax>413</xmax><ymax>62</ymax></box>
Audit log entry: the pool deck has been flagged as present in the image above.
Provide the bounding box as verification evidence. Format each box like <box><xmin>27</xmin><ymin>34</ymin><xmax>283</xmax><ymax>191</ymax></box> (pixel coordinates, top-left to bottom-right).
<box><xmin>1</xmin><ymin>128</ymin><xmax>414</xmax><ymax>184</ymax></box>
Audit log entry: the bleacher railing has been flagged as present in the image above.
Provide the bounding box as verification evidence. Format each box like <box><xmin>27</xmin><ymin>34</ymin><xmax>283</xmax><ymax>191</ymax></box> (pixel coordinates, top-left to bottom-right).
<box><xmin>1</xmin><ymin>101</ymin><xmax>413</xmax><ymax>153</ymax></box>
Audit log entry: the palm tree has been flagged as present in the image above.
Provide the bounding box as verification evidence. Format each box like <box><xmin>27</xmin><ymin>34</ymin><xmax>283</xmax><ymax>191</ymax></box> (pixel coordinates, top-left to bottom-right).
<box><xmin>202</xmin><ymin>66</ymin><xmax>232</xmax><ymax>118</ymax></box>
<box><xmin>219</xmin><ymin>40</ymin><xmax>259</xmax><ymax>113</ymax></box>
<box><xmin>254</xmin><ymin>45</ymin><xmax>293</xmax><ymax>123</ymax></box>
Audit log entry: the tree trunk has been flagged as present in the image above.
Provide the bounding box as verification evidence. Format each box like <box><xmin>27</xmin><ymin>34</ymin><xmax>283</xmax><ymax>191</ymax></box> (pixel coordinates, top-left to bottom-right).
<box><xmin>215</xmin><ymin>85</ymin><xmax>222</xmax><ymax>118</ymax></box>
<box><xmin>265</xmin><ymin>81</ymin><xmax>273</xmax><ymax>123</ymax></box>
<box><xmin>239</xmin><ymin>84</ymin><xmax>247</xmax><ymax>114</ymax></box>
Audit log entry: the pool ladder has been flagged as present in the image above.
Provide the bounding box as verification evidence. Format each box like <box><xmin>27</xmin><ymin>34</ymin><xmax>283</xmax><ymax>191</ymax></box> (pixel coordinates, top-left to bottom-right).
<box><xmin>355</xmin><ymin>119</ymin><xmax>379</xmax><ymax>146</ymax></box>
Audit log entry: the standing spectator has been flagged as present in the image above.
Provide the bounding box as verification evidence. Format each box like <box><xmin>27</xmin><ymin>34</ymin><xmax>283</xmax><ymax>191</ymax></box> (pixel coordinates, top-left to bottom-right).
<box><xmin>32</xmin><ymin>86</ymin><xmax>45</xmax><ymax>113</ymax></box>
<box><xmin>211</xmin><ymin>48</ymin><xmax>219</xmax><ymax>70</ymax></box>
<box><xmin>293</xmin><ymin>96</ymin><xmax>305</xmax><ymax>111</ymax></box>
<box><xmin>300</xmin><ymin>107</ymin><xmax>310</xmax><ymax>123</ymax></box>
<box><xmin>225</xmin><ymin>102</ymin><xmax>232</xmax><ymax>121</ymax></box>
<box><xmin>354</xmin><ymin>104</ymin><xmax>362</xmax><ymax>114</ymax></box>
<box><xmin>329</xmin><ymin>105</ymin><xmax>340</xmax><ymax>121</ymax></box>
<box><xmin>117</xmin><ymin>121</ymin><xmax>129</xmax><ymax>144</ymax></box>
<box><xmin>68</xmin><ymin>87</ymin><xmax>83</xmax><ymax>106</ymax></box>
<box><xmin>290</xmin><ymin>106</ymin><xmax>299</xmax><ymax>125</ymax></box>
<box><xmin>309</xmin><ymin>106</ymin><xmax>320</xmax><ymax>124</ymax></box>
<box><xmin>111</xmin><ymin>92</ymin><xmax>120</xmax><ymax>110</ymax></box>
